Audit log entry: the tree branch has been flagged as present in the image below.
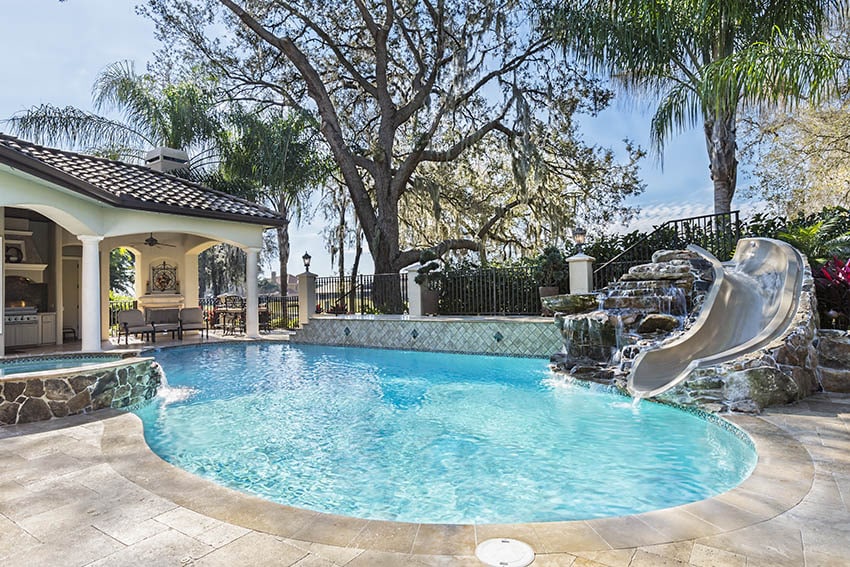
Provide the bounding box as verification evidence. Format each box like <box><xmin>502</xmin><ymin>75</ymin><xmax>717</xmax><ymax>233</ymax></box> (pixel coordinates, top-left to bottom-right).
<box><xmin>219</xmin><ymin>0</ymin><xmax>379</xmax><ymax>243</ymax></box>
<box><xmin>475</xmin><ymin>200</ymin><xmax>523</xmax><ymax>240</ymax></box>
<box><xmin>396</xmin><ymin>238</ymin><xmax>480</xmax><ymax>268</ymax></box>
<box><xmin>278</xmin><ymin>0</ymin><xmax>378</xmax><ymax>97</ymax></box>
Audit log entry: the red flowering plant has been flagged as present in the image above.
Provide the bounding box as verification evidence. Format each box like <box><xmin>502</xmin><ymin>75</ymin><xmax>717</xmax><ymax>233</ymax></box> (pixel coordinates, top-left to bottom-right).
<box><xmin>815</xmin><ymin>256</ymin><xmax>850</xmax><ymax>329</ymax></box>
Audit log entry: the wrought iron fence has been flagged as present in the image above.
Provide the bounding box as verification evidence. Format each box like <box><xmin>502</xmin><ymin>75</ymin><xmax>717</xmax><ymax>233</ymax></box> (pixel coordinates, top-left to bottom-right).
<box><xmin>315</xmin><ymin>273</ymin><xmax>409</xmax><ymax>314</ymax></box>
<box><xmin>438</xmin><ymin>266</ymin><xmax>546</xmax><ymax>315</ymax></box>
<box><xmin>261</xmin><ymin>295</ymin><xmax>300</xmax><ymax>330</ymax></box>
<box><xmin>593</xmin><ymin>211</ymin><xmax>741</xmax><ymax>289</ymax></box>
<box><xmin>199</xmin><ymin>295</ymin><xmax>299</xmax><ymax>331</ymax></box>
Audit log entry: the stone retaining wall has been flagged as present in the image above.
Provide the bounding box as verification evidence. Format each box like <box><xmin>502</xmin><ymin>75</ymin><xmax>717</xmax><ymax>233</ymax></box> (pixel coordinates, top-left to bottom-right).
<box><xmin>817</xmin><ymin>330</ymin><xmax>850</xmax><ymax>392</ymax></box>
<box><xmin>0</xmin><ymin>358</ymin><xmax>161</xmax><ymax>426</ymax></box>
<box><xmin>292</xmin><ymin>315</ymin><xmax>561</xmax><ymax>358</ymax></box>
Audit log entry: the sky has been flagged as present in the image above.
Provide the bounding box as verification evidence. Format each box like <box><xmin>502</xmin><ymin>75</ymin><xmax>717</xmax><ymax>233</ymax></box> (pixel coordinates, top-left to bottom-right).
<box><xmin>0</xmin><ymin>1</ymin><xmax>750</xmax><ymax>277</ymax></box>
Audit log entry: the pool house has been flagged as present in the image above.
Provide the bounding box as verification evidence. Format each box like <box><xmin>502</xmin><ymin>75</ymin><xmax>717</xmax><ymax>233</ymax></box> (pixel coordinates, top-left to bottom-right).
<box><xmin>0</xmin><ymin>133</ymin><xmax>285</xmax><ymax>356</ymax></box>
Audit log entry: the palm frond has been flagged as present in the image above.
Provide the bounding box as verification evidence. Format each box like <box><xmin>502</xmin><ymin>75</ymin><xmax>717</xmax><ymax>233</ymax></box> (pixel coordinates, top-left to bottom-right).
<box><xmin>701</xmin><ymin>32</ymin><xmax>844</xmax><ymax>112</ymax></box>
<box><xmin>92</xmin><ymin>60</ymin><xmax>167</xmax><ymax>145</ymax></box>
<box><xmin>5</xmin><ymin>104</ymin><xmax>153</xmax><ymax>150</ymax></box>
<box><xmin>649</xmin><ymin>82</ymin><xmax>701</xmax><ymax>157</ymax></box>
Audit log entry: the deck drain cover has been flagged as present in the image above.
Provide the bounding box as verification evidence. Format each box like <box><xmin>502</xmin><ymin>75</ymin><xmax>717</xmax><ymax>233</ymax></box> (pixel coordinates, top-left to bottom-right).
<box><xmin>475</xmin><ymin>538</ymin><xmax>534</xmax><ymax>567</ymax></box>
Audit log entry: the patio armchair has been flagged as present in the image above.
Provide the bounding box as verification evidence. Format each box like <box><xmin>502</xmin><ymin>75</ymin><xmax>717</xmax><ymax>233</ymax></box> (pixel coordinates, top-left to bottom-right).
<box><xmin>179</xmin><ymin>307</ymin><xmax>209</xmax><ymax>339</ymax></box>
<box><xmin>146</xmin><ymin>308</ymin><xmax>181</xmax><ymax>340</ymax></box>
<box><xmin>117</xmin><ymin>309</ymin><xmax>154</xmax><ymax>345</ymax></box>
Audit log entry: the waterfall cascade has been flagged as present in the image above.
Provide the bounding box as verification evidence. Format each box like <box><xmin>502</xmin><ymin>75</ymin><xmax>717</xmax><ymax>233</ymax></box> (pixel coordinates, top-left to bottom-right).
<box><xmin>550</xmin><ymin>250</ymin><xmax>714</xmax><ymax>390</ymax></box>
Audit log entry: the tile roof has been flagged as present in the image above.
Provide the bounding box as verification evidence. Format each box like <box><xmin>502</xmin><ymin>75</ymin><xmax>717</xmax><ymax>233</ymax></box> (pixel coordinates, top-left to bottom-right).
<box><xmin>0</xmin><ymin>134</ymin><xmax>285</xmax><ymax>226</ymax></box>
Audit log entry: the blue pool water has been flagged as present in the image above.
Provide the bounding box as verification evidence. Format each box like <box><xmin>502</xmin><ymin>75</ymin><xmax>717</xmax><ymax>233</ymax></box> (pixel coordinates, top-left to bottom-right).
<box><xmin>0</xmin><ymin>356</ymin><xmax>121</xmax><ymax>377</ymax></box>
<box><xmin>136</xmin><ymin>343</ymin><xmax>756</xmax><ymax>524</ymax></box>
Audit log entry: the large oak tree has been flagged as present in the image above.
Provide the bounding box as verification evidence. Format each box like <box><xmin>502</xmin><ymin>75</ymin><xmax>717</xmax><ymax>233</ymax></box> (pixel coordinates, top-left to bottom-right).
<box><xmin>143</xmin><ymin>0</ymin><xmax>639</xmax><ymax>308</ymax></box>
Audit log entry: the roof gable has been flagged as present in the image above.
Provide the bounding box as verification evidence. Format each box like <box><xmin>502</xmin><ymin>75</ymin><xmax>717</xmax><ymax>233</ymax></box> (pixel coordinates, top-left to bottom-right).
<box><xmin>0</xmin><ymin>134</ymin><xmax>285</xmax><ymax>227</ymax></box>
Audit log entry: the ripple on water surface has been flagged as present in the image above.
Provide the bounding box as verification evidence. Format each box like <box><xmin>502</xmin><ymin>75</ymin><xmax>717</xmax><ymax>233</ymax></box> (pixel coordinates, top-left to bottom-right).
<box><xmin>136</xmin><ymin>343</ymin><xmax>756</xmax><ymax>524</ymax></box>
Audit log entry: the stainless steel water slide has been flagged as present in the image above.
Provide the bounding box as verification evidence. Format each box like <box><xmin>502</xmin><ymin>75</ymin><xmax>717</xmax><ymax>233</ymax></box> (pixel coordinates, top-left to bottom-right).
<box><xmin>628</xmin><ymin>238</ymin><xmax>805</xmax><ymax>398</ymax></box>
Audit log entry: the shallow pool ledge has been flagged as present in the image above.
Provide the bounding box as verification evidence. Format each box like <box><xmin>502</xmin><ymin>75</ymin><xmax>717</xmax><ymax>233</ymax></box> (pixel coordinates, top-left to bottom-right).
<box><xmin>0</xmin><ymin>356</ymin><xmax>161</xmax><ymax>426</ymax></box>
<box><xmin>100</xmin><ymin>412</ymin><xmax>812</xmax><ymax>554</ymax></box>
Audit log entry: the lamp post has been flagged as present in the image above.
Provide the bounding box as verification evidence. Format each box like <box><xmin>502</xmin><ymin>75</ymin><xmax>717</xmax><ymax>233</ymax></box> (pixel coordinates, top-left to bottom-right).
<box><xmin>573</xmin><ymin>227</ymin><xmax>587</xmax><ymax>254</ymax></box>
<box><xmin>302</xmin><ymin>251</ymin><xmax>312</xmax><ymax>273</ymax></box>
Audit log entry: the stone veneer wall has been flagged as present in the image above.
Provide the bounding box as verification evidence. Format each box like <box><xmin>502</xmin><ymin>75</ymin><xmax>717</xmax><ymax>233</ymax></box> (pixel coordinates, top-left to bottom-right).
<box><xmin>0</xmin><ymin>358</ymin><xmax>161</xmax><ymax>426</ymax></box>
<box><xmin>291</xmin><ymin>316</ymin><xmax>562</xmax><ymax>357</ymax></box>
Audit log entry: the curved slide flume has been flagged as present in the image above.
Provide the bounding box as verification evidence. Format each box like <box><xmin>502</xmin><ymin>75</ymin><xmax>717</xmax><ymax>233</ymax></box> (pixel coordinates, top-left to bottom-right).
<box><xmin>628</xmin><ymin>238</ymin><xmax>805</xmax><ymax>399</ymax></box>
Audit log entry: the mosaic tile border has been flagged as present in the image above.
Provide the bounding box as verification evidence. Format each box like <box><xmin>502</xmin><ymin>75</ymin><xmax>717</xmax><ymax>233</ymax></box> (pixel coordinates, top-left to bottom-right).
<box><xmin>292</xmin><ymin>317</ymin><xmax>564</xmax><ymax>358</ymax></box>
<box><xmin>0</xmin><ymin>352</ymin><xmax>128</xmax><ymax>364</ymax></box>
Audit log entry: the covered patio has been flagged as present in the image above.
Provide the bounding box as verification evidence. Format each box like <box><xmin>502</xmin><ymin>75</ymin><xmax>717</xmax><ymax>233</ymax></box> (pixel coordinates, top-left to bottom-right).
<box><xmin>0</xmin><ymin>134</ymin><xmax>285</xmax><ymax>356</ymax></box>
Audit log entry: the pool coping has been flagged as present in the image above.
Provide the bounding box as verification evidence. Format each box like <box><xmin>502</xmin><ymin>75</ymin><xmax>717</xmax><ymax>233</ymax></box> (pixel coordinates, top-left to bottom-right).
<box><xmin>99</xmin><ymin>410</ymin><xmax>812</xmax><ymax>555</ymax></box>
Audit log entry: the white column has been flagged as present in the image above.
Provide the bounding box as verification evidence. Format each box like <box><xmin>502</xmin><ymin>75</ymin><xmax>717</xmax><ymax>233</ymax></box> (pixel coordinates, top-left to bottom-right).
<box><xmin>99</xmin><ymin>247</ymin><xmax>111</xmax><ymax>340</ymax></box>
<box><xmin>183</xmin><ymin>253</ymin><xmax>200</xmax><ymax>308</ymax></box>
<box><xmin>245</xmin><ymin>247</ymin><xmax>260</xmax><ymax>338</ymax></box>
<box><xmin>567</xmin><ymin>253</ymin><xmax>596</xmax><ymax>295</ymax></box>
<box><xmin>0</xmin><ymin>232</ymin><xmax>4</xmax><ymax>358</ymax></box>
<box><xmin>79</xmin><ymin>235</ymin><xmax>104</xmax><ymax>351</ymax></box>
<box><xmin>297</xmin><ymin>272</ymin><xmax>317</xmax><ymax>325</ymax></box>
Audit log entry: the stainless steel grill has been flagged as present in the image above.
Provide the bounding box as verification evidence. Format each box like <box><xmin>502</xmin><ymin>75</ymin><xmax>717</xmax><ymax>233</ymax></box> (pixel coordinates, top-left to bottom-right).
<box><xmin>5</xmin><ymin>306</ymin><xmax>38</xmax><ymax>323</ymax></box>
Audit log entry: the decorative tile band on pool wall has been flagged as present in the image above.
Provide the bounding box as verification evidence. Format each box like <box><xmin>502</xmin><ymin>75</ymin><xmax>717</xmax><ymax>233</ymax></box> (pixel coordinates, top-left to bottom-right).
<box><xmin>292</xmin><ymin>316</ymin><xmax>563</xmax><ymax>358</ymax></box>
<box><xmin>0</xmin><ymin>359</ymin><xmax>161</xmax><ymax>426</ymax></box>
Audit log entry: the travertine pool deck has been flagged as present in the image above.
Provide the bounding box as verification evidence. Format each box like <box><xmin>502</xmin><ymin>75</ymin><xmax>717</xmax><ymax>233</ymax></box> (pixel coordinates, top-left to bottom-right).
<box><xmin>0</xmin><ymin>393</ymin><xmax>848</xmax><ymax>566</ymax></box>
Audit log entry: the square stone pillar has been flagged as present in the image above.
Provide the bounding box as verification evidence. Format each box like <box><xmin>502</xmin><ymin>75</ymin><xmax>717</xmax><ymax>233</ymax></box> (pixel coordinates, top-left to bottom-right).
<box><xmin>406</xmin><ymin>265</ymin><xmax>423</xmax><ymax>316</ymax></box>
<box><xmin>297</xmin><ymin>272</ymin><xmax>317</xmax><ymax>326</ymax></box>
<box><xmin>567</xmin><ymin>253</ymin><xmax>596</xmax><ymax>294</ymax></box>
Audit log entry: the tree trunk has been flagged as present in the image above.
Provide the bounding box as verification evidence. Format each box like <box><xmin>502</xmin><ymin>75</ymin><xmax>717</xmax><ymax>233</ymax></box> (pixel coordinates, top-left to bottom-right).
<box><xmin>704</xmin><ymin>111</ymin><xmax>738</xmax><ymax>214</ymax></box>
<box><xmin>350</xmin><ymin>225</ymin><xmax>362</xmax><ymax>313</ymax></box>
<box><xmin>276</xmin><ymin>198</ymin><xmax>291</xmax><ymax>296</ymax></box>
<box><xmin>276</xmin><ymin>224</ymin><xmax>290</xmax><ymax>296</ymax></box>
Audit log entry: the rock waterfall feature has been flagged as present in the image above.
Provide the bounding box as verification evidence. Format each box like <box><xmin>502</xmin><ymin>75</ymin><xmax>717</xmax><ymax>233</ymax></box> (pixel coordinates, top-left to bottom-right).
<box><xmin>550</xmin><ymin>239</ymin><xmax>821</xmax><ymax>413</ymax></box>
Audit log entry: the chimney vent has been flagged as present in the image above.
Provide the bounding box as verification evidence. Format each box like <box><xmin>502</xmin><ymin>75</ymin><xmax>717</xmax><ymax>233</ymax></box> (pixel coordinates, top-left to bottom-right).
<box><xmin>144</xmin><ymin>147</ymin><xmax>190</xmax><ymax>173</ymax></box>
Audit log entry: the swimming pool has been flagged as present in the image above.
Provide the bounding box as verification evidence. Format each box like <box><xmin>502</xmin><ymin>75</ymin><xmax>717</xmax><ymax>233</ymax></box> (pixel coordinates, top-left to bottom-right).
<box><xmin>0</xmin><ymin>355</ymin><xmax>123</xmax><ymax>377</ymax></box>
<box><xmin>137</xmin><ymin>342</ymin><xmax>756</xmax><ymax>524</ymax></box>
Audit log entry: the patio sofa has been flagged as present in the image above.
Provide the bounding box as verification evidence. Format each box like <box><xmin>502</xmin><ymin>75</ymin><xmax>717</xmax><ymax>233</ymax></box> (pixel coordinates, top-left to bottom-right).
<box><xmin>146</xmin><ymin>308</ymin><xmax>181</xmax><ymax>340</ymax></box>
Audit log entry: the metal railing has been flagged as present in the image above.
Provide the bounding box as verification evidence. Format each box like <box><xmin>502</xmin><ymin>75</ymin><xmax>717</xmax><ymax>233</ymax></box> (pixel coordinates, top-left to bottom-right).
<box><xmin>199</xmin><ymin>295</ymin><xmax>299</xmax><ymax>331</ymax></box>
<box><xmin>593</xmin><ymin>211</ymin><xmax>741</xmax><ymax>289</ymax></box>
<box><xmin>261</xmin><ymin>295</ymin><xmax>300</xmax><ymax>330</ymax></box>
<box><xmin>316</xmin><ymin>273</ymin><xmax>409</xmax><ymax>314</ymax></box>
<box><xmin>438</xmin><ymin>266</ymin><xmax>547</xmax><ymax>315</ymax></box>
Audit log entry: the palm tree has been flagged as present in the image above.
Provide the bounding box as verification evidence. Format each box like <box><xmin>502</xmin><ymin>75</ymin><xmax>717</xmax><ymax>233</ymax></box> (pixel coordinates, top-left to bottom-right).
<box><xmin>6</xmin><ymin>62</ymin><xmax>331</xmax><ymax>292</ymax></box>
<box><xmin>210</xmin><ymin>108</ymin><xmax>333</xmax><ymax>287</ymax></box>
<box><xmin>546</xmin><ymin>0</ymin><xmax>846</xmax><ymax>213</ymax></box>
<box><xmin>6</xmin><ymin>61</ymin><xmax>222</xmax><ymax>170</ymax></box>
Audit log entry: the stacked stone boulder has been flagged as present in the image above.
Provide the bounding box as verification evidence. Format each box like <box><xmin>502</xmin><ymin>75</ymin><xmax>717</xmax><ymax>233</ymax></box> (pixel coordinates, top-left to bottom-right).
<box><xmin>0</xmin><ymin>358</ymin><xmax>161</xmax><ymax>426</ymax></box>
<box><xmin>551</xmin><ymin>249</ymin><xmax>713</xmax><ymax>384</ymax></box>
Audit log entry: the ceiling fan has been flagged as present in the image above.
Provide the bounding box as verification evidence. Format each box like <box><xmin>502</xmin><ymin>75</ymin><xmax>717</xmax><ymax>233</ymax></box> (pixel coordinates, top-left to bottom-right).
<box><xmin>133</xmin><ymin>233</ymin><xmax>176</xmax><ymax>248</ymax></box>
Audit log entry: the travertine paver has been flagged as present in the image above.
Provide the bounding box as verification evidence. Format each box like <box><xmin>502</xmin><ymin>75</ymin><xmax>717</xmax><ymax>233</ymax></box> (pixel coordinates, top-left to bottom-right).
<box><xmin>0</xmin><ymin>394</ymin><xmax>848</xmax><ymax>566</ymax></box>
